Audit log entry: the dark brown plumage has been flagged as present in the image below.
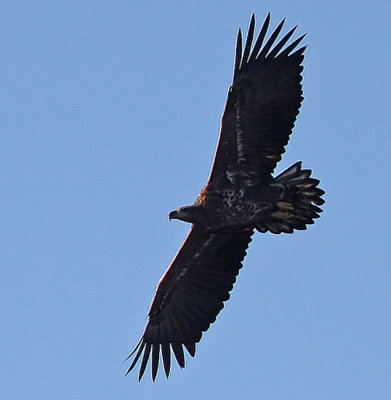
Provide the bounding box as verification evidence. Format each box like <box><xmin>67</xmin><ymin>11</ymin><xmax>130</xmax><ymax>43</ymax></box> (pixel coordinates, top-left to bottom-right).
<box><xmin>126</xmin><ymin>13</ymin><xmax>325</xmax><ymax>381</ymax></box>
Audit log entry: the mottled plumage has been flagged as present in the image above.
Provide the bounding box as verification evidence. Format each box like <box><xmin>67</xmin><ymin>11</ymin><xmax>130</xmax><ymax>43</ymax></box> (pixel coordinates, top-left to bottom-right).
<box><xmin>126</xmin><ymin>13</ymin><xmax>325</xmax><ymax>381</ymax></box>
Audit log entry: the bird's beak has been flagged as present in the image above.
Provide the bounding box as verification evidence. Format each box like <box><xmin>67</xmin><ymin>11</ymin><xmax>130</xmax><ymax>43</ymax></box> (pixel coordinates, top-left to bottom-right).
<box><xmin>168</xmin><ymin>210</ymin><xmax>179</xmax><ymax>221</ymax></box>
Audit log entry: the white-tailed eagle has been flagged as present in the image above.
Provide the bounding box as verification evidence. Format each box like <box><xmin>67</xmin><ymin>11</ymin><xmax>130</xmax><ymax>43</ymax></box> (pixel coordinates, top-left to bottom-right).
<box><xmin>126</xmin><ymin>13</ymin><xmax>324</xmax><ymax>381</ymax></box>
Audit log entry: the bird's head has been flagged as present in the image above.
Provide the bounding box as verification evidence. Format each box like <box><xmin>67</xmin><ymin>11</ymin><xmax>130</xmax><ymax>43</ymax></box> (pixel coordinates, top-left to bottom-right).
<box><xmin>168</xmin><ymin>205</ymin><xmax>206</xmax><ymax>224</ymax></box>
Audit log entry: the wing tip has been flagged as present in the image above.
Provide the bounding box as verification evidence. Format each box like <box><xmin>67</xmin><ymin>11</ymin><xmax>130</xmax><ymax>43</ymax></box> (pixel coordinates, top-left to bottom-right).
<box><xmin>234</xmin><ymin>12</ymin><xmax>306</xmax><ymax>75</ymax></box>
<box><xmin>234</xmin><ymin>28</ymin><xmax>243</xmax><ymax>78</ymax></box>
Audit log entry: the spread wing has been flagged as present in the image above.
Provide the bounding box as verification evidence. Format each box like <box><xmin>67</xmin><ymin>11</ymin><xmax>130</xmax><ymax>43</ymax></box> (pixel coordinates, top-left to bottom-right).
<box><xmin>208</xmin><ymin>13</ymin><xmax>306</xmax><ymax>189</ymax></box>
<box><xmin>126</xmin><ymin>225</ymin><xmax>254</xmax><ymax>381</ymax></box>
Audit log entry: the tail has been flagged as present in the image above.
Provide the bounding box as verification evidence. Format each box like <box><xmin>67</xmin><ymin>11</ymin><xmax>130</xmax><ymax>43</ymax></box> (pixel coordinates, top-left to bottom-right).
<box><xmin>256</xmin><ymin>162</ymin><xmax>325</xmax><ymax>234</ymax></box>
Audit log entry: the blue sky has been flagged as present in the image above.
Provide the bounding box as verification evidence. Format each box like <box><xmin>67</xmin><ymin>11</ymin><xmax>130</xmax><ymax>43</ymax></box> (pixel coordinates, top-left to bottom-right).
<box><xmin>2</xmin><ymin>1</ymin><xmax>390</xmax><ymax>399</ymax></box>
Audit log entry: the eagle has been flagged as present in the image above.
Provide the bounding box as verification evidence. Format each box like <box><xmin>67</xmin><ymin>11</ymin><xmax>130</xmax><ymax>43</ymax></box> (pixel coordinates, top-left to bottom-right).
<box><xmin>126</xmin><ymin>13</ymin><xmax>324</xmax><ymax>381</ymax></box>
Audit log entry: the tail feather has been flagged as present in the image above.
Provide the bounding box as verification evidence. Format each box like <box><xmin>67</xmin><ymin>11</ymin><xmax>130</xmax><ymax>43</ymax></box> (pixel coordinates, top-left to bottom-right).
<box><xmin>256</xmin><ymin>161</ymin><xmax>324</xmax><ymax>234</ymax></box>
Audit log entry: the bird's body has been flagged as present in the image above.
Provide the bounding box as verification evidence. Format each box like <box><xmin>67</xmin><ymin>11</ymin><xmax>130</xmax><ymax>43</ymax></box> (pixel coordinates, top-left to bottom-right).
<box><xmin>171</xmin><ymin>161</ymin><xmax>323</xmax><ymax>234</ymax></box>
<box><xmin>173</xmin><ymin>183</ymin><xmax>279</xmax><ymax>228</ymax></box>
<box><xmin>126</xmin><ymin>13</ymin><xmax>325</xmax><ymax>381</ymax></box>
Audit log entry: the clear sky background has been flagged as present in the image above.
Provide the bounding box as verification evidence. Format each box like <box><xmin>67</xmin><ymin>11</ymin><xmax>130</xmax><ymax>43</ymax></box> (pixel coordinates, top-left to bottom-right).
<box><xmin>2</xmin><ymin>1</ymin><xmax>390</xmax><ymax>399</ymax></box>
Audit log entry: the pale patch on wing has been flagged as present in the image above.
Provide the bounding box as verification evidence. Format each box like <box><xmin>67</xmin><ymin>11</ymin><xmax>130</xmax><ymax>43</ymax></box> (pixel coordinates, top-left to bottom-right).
<box><xmin>223</xmin><ymin>103</ymin><xmax>254</xmax><ymax>187</ymax></box>
<box><xmin>181</xmin><ymin>234</ymin><xmax>216</xmax><ymax>268</ymax></box>
<box><xmin>153</xmin><ymin>233</ymin><xmax>217</xmax><ymax>314</ymax></box>
<box><xmin>235</xmin><ymin>107</ymin><xmax>246</xmax><ymax>164</ymax></box>
<box><xmin>169</xmin><ymin>234</ymin><xmax>216</xmax><ymax>298</ymax></box>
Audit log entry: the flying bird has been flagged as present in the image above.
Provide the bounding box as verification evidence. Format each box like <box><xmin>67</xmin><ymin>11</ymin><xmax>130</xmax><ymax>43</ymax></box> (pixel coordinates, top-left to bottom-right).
<box><xmin>126</xmin><ymin>13</ymin><xmax>325</xmax><ymax>381</ymax></box>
